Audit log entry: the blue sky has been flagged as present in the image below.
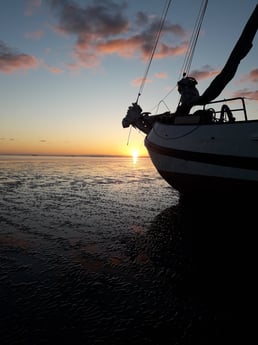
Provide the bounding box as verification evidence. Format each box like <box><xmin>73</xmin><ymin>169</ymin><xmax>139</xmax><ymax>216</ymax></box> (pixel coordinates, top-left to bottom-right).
<box><xmin>0</xmin><ymin>0</ymin><xmax>257</xmax><ymax>155</ymax></box>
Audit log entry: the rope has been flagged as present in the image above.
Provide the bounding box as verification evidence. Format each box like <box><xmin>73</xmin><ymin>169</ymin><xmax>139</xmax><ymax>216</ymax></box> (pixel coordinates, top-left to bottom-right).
<box><xmin>152</xmin><ymin>84</ymin><xmax>177</xmax><ymax>112</ymax></box>
<box><xmin>126</xmin><ymin>125</ymin><xmax>132</xmax><ymax>146</ymax></box>
<box><xmin>136</xmin><ymin>0</ymin><xmax>172</xmax><ymax>104</ymax></box>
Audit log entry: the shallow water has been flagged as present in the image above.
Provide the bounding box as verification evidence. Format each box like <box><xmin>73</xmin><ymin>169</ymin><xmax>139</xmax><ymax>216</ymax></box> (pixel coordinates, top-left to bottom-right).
<box><xmin>0</xmin><ymin>156</ymin><xmax>178</xmax><ymax>243</ymax></box>
<box><xmin>0</xmin><ymin>156</ymin><xmax>252</xmax><ymax>344</ymax></box>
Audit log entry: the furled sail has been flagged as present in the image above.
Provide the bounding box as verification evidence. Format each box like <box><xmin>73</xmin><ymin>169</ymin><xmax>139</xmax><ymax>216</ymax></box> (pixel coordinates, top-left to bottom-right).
<box><xmin>194</xmin><ymin>4</ymin><xmax>258</xmax><ymax>105</ymax></box>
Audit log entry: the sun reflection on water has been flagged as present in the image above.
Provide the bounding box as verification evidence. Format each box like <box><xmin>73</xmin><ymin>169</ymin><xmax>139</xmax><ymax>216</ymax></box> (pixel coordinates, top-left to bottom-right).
<box><xmin>132</xmin><ymin>150</ymin><xmax>138</xmax><ymax>164</ymax></box>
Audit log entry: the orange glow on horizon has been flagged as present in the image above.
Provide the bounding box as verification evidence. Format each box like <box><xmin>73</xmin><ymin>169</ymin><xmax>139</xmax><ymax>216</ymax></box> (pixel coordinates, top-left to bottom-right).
<box><xmin>0</xmin><ymin>123</ymin><xmax>149</xmax><ymax>156</ymax></box>
<box><xmin>0</xmin><ymin>138</ymin><xmax>149</xmax><ymax>157</ymax></box>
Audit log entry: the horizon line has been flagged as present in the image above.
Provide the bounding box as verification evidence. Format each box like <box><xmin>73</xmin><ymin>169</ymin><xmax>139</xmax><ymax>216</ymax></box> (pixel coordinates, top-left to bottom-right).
<box><xmin>0</xmin><ymin>153</ymin><xmax>149</xmax><ymax>158</ymax></box>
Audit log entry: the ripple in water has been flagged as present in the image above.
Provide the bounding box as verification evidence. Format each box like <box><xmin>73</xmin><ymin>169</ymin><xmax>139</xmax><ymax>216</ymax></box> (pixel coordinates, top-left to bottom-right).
<box><xmin>0</xmin><ymin>156</ymin><xmax>254</xmax><ymax>344</ymax></box>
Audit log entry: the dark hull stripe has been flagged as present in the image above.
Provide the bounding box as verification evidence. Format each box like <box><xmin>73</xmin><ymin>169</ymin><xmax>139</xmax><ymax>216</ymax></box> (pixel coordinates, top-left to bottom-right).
<box><xmin>145</xmin><ymin>138</ymin><xmax>258</xmax><ymax>171</ymax></box>
<box><xmin>158</xmin><ymin>170</ymin><xmax>258</xmax><ymax>194</ymax></box>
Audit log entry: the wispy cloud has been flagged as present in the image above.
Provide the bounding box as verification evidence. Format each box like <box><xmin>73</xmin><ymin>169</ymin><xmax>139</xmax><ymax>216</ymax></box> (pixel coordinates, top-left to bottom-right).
<box><xmin>25</xmin><ymin>30</ymin><xmax>44</xmax><ymax>40</ymax></box>
<box><xmin>25</xmin><ymin>0</ymin><xmax>42</xmax><ymax>16</ymax></box>
<box><xmin>44</xmin><ymin>63</ymin><xmax>64</xmax><ymax>74</ymax></box>
<box><xmin>48</xmin><ymin>0</ymin><xmax>188</xmax><ymax>69</ymax></box>
<box><xmin>131</xmin><ymin>77</ymin><xmax>152</xmax><ymax>87</ymax></box>
<box><xmin>95</xmin><ymin>37</ymin><xmax>142</xmax><ymax>58</ymax></box>
<box><xmin>155</xmin><ymin>72</ymin><xmax>168</xmax><ymax>79</ymax></box>
<box><xmin>0</xmin><ymin>41</ymin><xmax>39</xmax><ymax>73</ymax></box>
<box><xmin>239</xmin><ymin>68</ymin><xmax>258</xmax><ymax>83</ymax></box>
<box><xmin>189</xmin><ymin>65</ymin><xmax>220</xmax><ymax>81</ymax></box>
<box><xmin>232</xmin><ymin>68</ymin><xmax>258</xmax><ymax>101</ymax></box>
<box><xmin>232</xmin><ymin>88</ymin><xmax>258</xmax><ymax>101</ymax></box>
<box><xmin>131</xmin><ymin>72</ymin><xmax>168</xmax><ymax>87</ymax></box>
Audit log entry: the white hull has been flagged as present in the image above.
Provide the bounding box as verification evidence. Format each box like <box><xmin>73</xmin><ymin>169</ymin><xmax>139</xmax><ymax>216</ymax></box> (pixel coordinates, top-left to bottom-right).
<box><xmin>145</xmin><ymin>120</ymin><xmax>258</xmax><ymax>193</ymax></box>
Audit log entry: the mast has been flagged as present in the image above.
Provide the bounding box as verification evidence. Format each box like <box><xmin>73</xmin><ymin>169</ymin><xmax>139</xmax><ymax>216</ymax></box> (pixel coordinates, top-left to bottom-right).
<box><xmin>195</xmin><ymin>4</ymin><xmax>258</xmax><ymax>105</ymax></box>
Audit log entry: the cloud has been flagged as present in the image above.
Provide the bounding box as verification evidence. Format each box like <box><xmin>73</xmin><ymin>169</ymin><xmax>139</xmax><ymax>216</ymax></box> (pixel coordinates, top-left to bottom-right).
<box><xmin>44</xmin><ymin>63</ymin><xmax>64</xmax><ymax>74</ymax></box>
<box><xmin>136</xmin><ymin>11</ymin><xmax>149</xmax><ymax>26</ymax></box>
<box><xmin>155</xmin><ymin>72</ymin><xmax>168</xmax><ymax>79</ymax></box>
<box><xmin>189</xmin><ymin>65</ymin><xmax>220</xmax><ymax>81</ymax></box>
<box><xmin>232</xmin><ymin>88</ymin><xmax>258</xmax><ymax>101</ymax></box>
<box><xmin>249</xmin><ymin>69</ymin><xmax>258</xmax><ymax>82</ymax></box>
<box><xmin>94</xmin><ymin>36</ymin><xmax>187</xmax><ymax>62</ymax></box>
<box><xmin>131</xmin><ymin>72</ymin><xmax>167</xmax><ymax>87</ymax></box>
<box><xmin>0</xmin><ymin>41</ymin><xmax>39</xmax><ymax>73</ymax></box>
<box><xmin>131</xmin><ymin>77</ymin><xmax>152</xmax><ymax>87</ymax></box>
<box><xmin>63</xmin><ymin>48</ymin><xmax>99</xmax><ymax>70</ymax></box>
<box><xmin>25</xmin><ymin>0</ymin><xmax>42</xmax><ymax>16</ymax></box>
<box><xmin>95</xmin><ymin>36</ymin><xmax>142</xmax><ymax>58</ymax></box>
<box><xmin>150</xmin><ymin>41</ymin><xmax>188</xmax><ymax>60</ymax></box>
<box><xmin>49</xmin><ymin>0</ymin><xmax>188</xmax><ymax>68</ymax></box>
<box><xmin>50</xmin><ymin>0</ymin><xmax>128</xmax><ymax>38</ymax></box>
<box><xmin>25</xmin><ymin>30</ymin><xmax>44</xmax><ymax>40</ymax></box>
<box><xmin>123</xmin><ymin>17</ymin><xmax>187</xmax><ymax>61</ymax></box>
<box><xmin>240</xmin><ymin>68</ymin><xmax>258</xmax><ymax>83</ymax></box>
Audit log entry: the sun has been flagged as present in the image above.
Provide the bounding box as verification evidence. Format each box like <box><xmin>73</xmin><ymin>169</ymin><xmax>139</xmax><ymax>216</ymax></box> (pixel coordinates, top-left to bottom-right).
<box><xmin>132</xmin><ymin>150</ymin><xmax>139</xmax><ymax>164</ymax></box>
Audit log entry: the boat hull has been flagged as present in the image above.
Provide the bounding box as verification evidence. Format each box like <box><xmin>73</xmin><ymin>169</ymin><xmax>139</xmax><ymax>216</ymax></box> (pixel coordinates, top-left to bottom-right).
<box><xmin>145</xmin><ymin>120</ymin><xmax>258</xmax><ymax>194</ymax></box>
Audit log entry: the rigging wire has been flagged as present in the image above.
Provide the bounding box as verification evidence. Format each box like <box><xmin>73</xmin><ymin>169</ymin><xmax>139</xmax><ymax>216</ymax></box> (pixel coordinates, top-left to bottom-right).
<box><xmin>179</xmin><ymin>0</ymin><xmax>208</xmax><ymax>78</ymax></box>
<box><xmin>136</xmin><ymin>0</ymin><xmax>172</xmax><ymax>104</ymax></box>
<box><xmin>132</xmin><ymin>0</ymin><xmax>208</xmax><ymax>115</ymax></box>
<box><xmin>152</xmin><ymin>0</ymin><xmax>208</xmax><ymax>110</ymax></box>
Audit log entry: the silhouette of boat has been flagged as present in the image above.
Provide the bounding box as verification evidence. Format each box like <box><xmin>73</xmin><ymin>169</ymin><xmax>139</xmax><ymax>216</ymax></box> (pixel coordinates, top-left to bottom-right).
<box><xmin>123</xmin><ymin>3</ymin><xmax>258</xmax><ymax>194</ymax></box>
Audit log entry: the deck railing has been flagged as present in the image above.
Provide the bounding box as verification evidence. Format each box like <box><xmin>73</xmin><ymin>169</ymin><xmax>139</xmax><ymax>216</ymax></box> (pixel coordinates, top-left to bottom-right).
<box><xmin>203</xmin><ymin>97</ymin><xmax>248</xmax><ymax>121</ymax></box>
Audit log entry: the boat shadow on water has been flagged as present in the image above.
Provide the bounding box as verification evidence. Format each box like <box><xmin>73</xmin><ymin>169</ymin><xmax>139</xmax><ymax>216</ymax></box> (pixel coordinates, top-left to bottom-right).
<box><xmin>145</xmin><ymin>190</ymin><xmax>256</xmax><ymax>343</ymax></box>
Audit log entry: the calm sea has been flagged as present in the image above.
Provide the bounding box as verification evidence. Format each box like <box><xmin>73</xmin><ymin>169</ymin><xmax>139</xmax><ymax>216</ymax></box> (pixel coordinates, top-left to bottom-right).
<box><xmin>0</xmin><ymin>155</ymin><xmax>251</xmax><ymax>344</ymax></box>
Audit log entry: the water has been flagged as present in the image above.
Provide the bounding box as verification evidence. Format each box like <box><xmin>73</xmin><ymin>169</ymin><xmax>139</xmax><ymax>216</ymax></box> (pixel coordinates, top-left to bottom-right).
<box><xmin>0</xmin><ymin>155</ymin><xmax>178</xmax><ymax>240</ymax></box>
<box><xmin>0</xmin><ymin>156</ymin><xmax>253</xmax><ymax>344</ymax></box>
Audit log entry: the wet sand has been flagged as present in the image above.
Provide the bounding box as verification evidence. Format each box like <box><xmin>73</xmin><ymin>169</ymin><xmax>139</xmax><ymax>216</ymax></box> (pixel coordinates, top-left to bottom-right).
<box><xmin>1</xmin><ymin>193</ymin><xmax>254</xmax><ymax>344</ymax></box>
<box><xmin>0</xmin><ymin>157</ymin><xmax>255</xmax><ymax>344</ymax></box>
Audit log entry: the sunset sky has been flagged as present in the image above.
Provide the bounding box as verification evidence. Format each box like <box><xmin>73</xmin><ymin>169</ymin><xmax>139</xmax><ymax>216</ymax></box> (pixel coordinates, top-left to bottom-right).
<box><xmin>0</xmin><ymin>0</ymin><xmax>257</xmax><ymax>156</ymax></box>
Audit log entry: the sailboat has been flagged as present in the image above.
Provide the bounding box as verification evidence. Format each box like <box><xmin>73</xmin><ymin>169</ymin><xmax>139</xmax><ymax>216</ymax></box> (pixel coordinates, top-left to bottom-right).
<box><xmin>122</xmin><ymin>2</ymin><xmax>258</xmax><ymax>194</ymax></box>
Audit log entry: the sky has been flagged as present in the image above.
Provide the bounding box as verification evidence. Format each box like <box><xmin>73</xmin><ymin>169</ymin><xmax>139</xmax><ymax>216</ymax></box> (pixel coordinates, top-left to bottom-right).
<box><xmin>0</xmin><ymin>0</ymin><xmax>257</xmax><ymax>156</ymax></box>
